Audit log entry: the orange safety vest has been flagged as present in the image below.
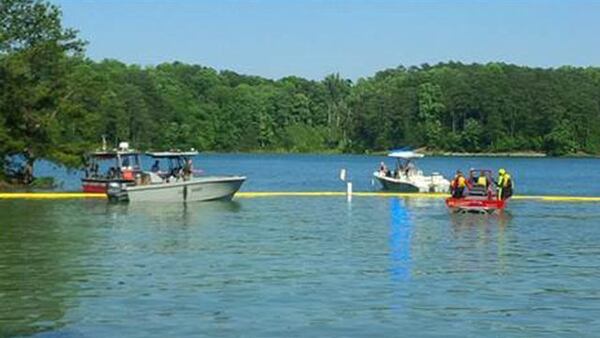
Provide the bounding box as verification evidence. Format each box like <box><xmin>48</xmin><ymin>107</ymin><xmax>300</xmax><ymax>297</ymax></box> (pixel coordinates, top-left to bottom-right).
<box><xmin>122</xmin><ymin>169</ymin><xmax>134</xmax><ymax>180</ymax></box>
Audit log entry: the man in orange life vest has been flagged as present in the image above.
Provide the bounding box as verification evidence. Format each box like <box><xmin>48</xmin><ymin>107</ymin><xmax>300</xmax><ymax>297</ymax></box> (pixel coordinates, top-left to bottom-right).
<box><xmin>450</xmin><ymin>170</ymin><xmax>469</xmax><ymax>198</ymax></box>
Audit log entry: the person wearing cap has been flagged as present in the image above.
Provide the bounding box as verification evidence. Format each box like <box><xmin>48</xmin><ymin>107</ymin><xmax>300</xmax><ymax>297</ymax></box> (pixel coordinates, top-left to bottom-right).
<box><xmin>450</xmin><ymin>170</ymin><xmax>468</xmax><ymax>198</ymax></box>
<box><xmin>497</xmin><ymin>168</ymin><xmax>513</xmax><ymax>200</ymax></box>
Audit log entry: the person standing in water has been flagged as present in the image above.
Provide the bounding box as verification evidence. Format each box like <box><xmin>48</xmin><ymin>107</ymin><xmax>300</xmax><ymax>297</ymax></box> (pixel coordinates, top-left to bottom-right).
<box><xmin>497</xmin><ymin>168</ymin><xmax>513</xmax><ymax>200</ymax></box>
<box><xmin>450</xmin><ymin>170</ymin><xmax>468</xmax><ymax>198</ymax></box>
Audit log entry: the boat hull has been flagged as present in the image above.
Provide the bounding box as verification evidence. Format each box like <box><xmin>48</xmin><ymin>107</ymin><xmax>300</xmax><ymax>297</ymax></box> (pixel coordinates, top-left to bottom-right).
<box><xmin>82</xmin><ymin>178</ymin><xmax>133</xmax><ymax>193</ymax></box>
<box><xmin>373</xmin><ymin>172</ymin><xmax>449</xmax><ymax>193</ymax></box>
<box><xmin>82</xmin><ymin>180</ymin><xmax>108</xmax><ymax>193</ymax></box>
<box><xmin>374</xmin><ymin>175</ymin><xmax>420</xmax><ymax>192</ymax></box>
<box><xmin>446</xmin><ymin>197</ymin><xmax>506</xmax><ymax>214</ymax></box>
<box><xmin>107</xmin><ymin>176</ymin><xmax>246</xmax><ymax>203</ymax></box>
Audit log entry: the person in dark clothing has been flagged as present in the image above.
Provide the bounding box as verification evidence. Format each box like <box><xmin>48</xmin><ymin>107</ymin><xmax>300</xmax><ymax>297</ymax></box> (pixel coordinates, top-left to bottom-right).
<box><xmin>151</xmin><ymin>160</ymin><xmax>160</xmax><ymax>173</ymax></box>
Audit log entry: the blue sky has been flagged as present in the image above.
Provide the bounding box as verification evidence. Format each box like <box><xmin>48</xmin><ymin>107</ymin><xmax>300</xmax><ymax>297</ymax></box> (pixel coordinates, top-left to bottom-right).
<box><xmin>53</xmin><ymin>0</ymin><xmax>600</xmax><ymax>80</ymax></box>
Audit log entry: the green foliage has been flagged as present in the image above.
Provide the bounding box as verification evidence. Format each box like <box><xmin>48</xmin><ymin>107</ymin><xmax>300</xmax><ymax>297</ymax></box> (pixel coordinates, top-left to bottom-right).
<box><xmin>29</xmin><ymin>176</ymin><xmax>55</xmax><ymax>189</ymax></box>
<box><xmin>460</xmin><ymin>119</ymin><xmax>483</xmax><ymax>152</ymax></box>
<box><xmin>544</xmin><ymin>120</ymin><xmax>578</xmax><ymax>156</ymax></box>
<box><xmin>280</xmin><ymin>124</ymin><xmax>327</xmax><ymax>152</ymax></box>
<box><xmin>3</xmin><ymin>0</ymin><xmax>600</xmax><ymax>184</ymax></box>
<box><xmin>0</xmin><ymin>0</ymin><xmax>85</xmax><ymax>180</ymax></box>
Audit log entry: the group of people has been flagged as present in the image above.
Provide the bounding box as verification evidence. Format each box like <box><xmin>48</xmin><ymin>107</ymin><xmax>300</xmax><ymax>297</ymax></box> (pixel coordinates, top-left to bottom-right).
<box><xmin>450</xmin><ymin>168</ymin><xmax>513</xmax><ymax>200</ymax></box>
<box><xmin>151</xmin><ymin>158</ymin><xmax>194</xmax><ymax>181</ymax></box>
<box><xmin>378</xmin><ymin>161</ymin><xmax>416</xmax><ymax>179</ymax></box>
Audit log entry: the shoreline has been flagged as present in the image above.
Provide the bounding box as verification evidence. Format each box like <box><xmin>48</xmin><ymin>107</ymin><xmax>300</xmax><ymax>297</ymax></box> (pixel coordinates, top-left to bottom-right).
<box><xmin>422</xmin><ymin>151</ymin><xmax>547</xmax><ymax>158</ymax></box>
<box><xmin>205</xmin><ymin>149</ymin><xmax>555</xmax><ymax>157</ymax></box>
<box><xmin>367</xmin><ymin>149</ymin><xmax>600</xmax><ymax>158</ymax></box>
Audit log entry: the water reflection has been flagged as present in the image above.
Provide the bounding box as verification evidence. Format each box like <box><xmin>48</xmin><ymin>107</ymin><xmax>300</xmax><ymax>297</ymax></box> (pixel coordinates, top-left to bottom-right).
<box><xmin>103</xmin><ymin>200</ymin><xmax>241</xmax><ymax>225</ymax></box>
<box><xmin>389</xmin><ymin>198</ymin><xmax>412</xmax><ymax>282</ymax></box>
<box><xmin>0</xmin><ymin>199</ymin><xmax>244</xmax><ymax>337</ymax></box>
<box><xmin>449</xmin><ymin>211</ymin><xmax>512</xmax><ymax>236</ymax></box>
<box><xmin>449</xmin><ymin>211</ymin><xmax>513</xmax><ymax>273</ymax></box>
<box><xmin>0</xmin><ymin>201</ymin><xmax>93</xmax><ymax>337</ymax></box>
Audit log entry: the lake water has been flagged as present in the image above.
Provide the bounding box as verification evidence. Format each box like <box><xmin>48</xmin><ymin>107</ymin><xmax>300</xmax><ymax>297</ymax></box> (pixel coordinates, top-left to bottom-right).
<box><xmin>2</xmin><ymin>154</ymin><xmax>600</xmax><ymax>337</ymax></box>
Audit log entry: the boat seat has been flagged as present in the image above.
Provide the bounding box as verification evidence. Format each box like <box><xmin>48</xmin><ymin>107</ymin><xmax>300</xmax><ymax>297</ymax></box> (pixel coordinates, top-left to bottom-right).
<box><xmin>469</xmin><ymin>185</ymin><xmax>487</xmax><ymax>196</ymax></box>
<box><xmin>148</xmin><ymin>172</ymin><xmax>163</xmax><ymax>184</ymax></box>
<box><xmin>465</xmin><ymin>195</ymin><xmax>488</xmax><ymax>200</ymax></box>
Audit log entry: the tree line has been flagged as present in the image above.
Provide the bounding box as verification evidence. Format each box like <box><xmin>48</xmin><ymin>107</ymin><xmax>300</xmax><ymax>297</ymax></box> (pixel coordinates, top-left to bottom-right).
<box><xmin>2</xmin><ymin>0</ymin><xmax>600</xmax><ymax>182</ymax></box>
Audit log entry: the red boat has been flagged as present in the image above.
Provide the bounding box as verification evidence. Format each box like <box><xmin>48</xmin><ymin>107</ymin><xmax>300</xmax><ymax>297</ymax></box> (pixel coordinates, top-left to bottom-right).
<box><xmin>82</xmin><ymin>143</ymin><xmax>141</xmax><ymax>193</ymax></box>
<box><xmin>445</xmin><ymin>169</ymin><xmax>509</xmax><ymax>214</ymax></box>
<box><xmin>446</xmin><ymin>196</ymin><xmax>507</xmax><ymax>214</ymax></box>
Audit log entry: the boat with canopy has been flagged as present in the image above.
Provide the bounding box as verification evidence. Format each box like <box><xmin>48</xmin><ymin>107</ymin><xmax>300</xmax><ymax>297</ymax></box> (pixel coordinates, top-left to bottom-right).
<box><xmin>373</xmin><ymin>149</ymin><xmax>449</xmax><ymax>193</ymax></box>
<box><xmin>106</xmin><ymin>151</ymin><xmax>246</xmax><ymax>203</ymax></box>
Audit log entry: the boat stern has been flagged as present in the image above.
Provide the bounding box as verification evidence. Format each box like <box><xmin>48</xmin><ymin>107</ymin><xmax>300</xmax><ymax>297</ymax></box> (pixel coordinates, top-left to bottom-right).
<box><xmin>107</xmin><ymin>181</ymin><xmax>129</xmax><ymax>202</ymax></box>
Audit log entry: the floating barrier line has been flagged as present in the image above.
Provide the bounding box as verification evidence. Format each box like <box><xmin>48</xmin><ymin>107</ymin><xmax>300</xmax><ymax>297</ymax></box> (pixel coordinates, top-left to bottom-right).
<box><xmin>236</xmin><ymin>192</ymin><xmax>600</xmax><ymax>202</ymax></box>
<box><xmin>0</xmin><ymin>193</ymin><xmax>105</xmax><ymax>199</ymax></box>
<box><xmin>235</xmin><ymin>191</ymin><xmax>447</xmax><ymax>199</ymax></box>
<box><xmin>511</xmin><ymin>195</ymin><xmax>600</xmax><ymax>202</ymax></box>
<box><xmin>0</xmin><ymin>192</ymin><xmax>599</xmax><ymax>202</ymax></box>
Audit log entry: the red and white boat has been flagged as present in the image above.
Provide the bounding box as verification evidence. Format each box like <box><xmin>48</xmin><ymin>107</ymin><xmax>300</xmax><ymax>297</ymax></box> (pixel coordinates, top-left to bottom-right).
<box><xmin>82</xmin><ymin>142</ymin><xmax>141</xmax><ymax>193</ymax></box>
<box><xmin>445</xmin><ymin>169</ymin><xmax>509</xmax><ymax>214</ymax></box>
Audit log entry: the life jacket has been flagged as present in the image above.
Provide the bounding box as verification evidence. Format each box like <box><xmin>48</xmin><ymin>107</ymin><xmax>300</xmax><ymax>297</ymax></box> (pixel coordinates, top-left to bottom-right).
<box><xmin>499</xmin><ymin>173</ymin><xmax>512</xmax><ymax>188</ymax></box>
<box><xmin>452</xmin><ymin>175</ymin><xmax>466</xmax><ymax>188</ymax></box>
<box><xmin>122</xmin><ymin>168</ymin><xmax>134</xmax><ymax>180</ymax></box>
<box><xmin>477</xmin><ymin>176</ymin><xmax>487</xmax><ymax>186</ymax></box>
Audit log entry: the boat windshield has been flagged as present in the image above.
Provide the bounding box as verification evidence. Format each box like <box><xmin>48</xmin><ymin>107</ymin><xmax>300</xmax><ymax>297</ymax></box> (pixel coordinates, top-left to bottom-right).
<box><xmin>378</xmin><ymin>158</ymin><xmax>418</xmax><ymax>179</ymax></box>
<box><xmin>146</xmin><ymin>152</ymin><xmax>198</xmax><ymax>180</ymax></box>
<box><xmin>84</xmin><ymin>151</ymin><xmax>141</xmax><ymax>180</ymax></box>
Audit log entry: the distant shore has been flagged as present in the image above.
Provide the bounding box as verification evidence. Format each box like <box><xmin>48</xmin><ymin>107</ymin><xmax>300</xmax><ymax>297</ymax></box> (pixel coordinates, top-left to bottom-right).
<box><xmin>423</xmin><ymin>151</ymin><xmax>600</xmax><ymax>158</ymax></box>
<box><xmin>423</xmin><ymin>151</ymin><xmax>547</xmax><ymax>158</ymax></box>
<box><xmin>366</xmin><ymin>149</ymin><xmax>600</xmax><ymax>158</ymax></box>
<box><xmin>178</xmin><ymin>149</ymin><xmax>600</xmax><ymax>158</ymax></box>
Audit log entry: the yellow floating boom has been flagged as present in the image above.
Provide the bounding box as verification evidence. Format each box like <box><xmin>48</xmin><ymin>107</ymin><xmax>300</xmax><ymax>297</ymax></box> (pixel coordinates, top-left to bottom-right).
<box><xmin>235</xmin><ymin>192</ymin><xmax>600</xmax><ymax>202</ymax></box>
<box><xmin>0</xmin><ymin>191</ymin><xmax>599</xmax><ymax>202</ymax></box>
<box><xmin>235</xmin><ymin>191</ymin><xmax>447</xmax><ymax>199</ymax></box>
<box><xmin>0</xmin><ymin>193</ymin><xmax>105</xmax><ymax>199</ymax></box>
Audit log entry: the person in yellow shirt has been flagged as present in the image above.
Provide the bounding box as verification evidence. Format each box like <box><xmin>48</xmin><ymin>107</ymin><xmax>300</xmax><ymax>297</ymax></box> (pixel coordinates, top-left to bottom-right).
<box><xmin>497</xmin><ymin>168</ymin><xmax>513</xmax><ymax>200</ymax></box>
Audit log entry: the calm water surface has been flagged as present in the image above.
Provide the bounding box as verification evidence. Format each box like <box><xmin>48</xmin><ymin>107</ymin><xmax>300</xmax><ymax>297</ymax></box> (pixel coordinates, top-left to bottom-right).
<box><xmin>2</xmin><ymin>154</ymin><xmax>600</xmax><ymax>337</ymax></box>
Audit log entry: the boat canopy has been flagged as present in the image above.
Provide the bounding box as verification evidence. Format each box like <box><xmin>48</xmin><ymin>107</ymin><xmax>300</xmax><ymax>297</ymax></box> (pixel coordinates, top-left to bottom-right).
<box><xmin>387</xmin><ymin>150</ymin><xmax>424</xmax><ymax>159</ymax></box>
<box><xmin>146</xmin><ymin>151</ymin><xmax>199</xmax><ymax>158</ymax></box>
<box><xmin>87</xmin><ymin>150</ymin><xmax>140</xmax><ymax>159</ymax></box>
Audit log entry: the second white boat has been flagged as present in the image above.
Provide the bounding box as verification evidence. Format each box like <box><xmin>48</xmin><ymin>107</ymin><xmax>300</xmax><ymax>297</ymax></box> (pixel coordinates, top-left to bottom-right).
<box><xmin>373</xmin><ymin>150</ymin><xmax>449</xmax><ymax>193</ymax></box>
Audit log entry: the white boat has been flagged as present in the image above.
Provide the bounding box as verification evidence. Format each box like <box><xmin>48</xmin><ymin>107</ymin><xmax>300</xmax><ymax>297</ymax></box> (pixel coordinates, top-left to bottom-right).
<box><xmin>373</xmin><ymin>150</ymin><xmax>449</xmax><ymax>193</ymax></box>
<box><xmin>107</xmin><ymin>151</ymin><xmax>245</xmax><ymax>203</ymax></box>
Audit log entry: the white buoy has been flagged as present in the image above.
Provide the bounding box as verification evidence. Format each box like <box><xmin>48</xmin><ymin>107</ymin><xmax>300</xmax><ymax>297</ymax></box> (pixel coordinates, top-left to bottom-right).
<box><xmin>340</xmin><ymin>169</ymin><xmax>347</xmax><ymax>182</ymax></box>
<box><xmin>347</xmin><ymin>182</ymin><xmax>353</xmax><ymax>202</ymax></box>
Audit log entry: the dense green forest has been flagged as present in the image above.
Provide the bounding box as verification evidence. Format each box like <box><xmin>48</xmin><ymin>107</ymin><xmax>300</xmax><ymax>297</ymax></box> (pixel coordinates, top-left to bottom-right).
<box><xmin>2</xmin><ymin>0</ymin><xmax>600</xmax><ymax>181</ymax></box>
